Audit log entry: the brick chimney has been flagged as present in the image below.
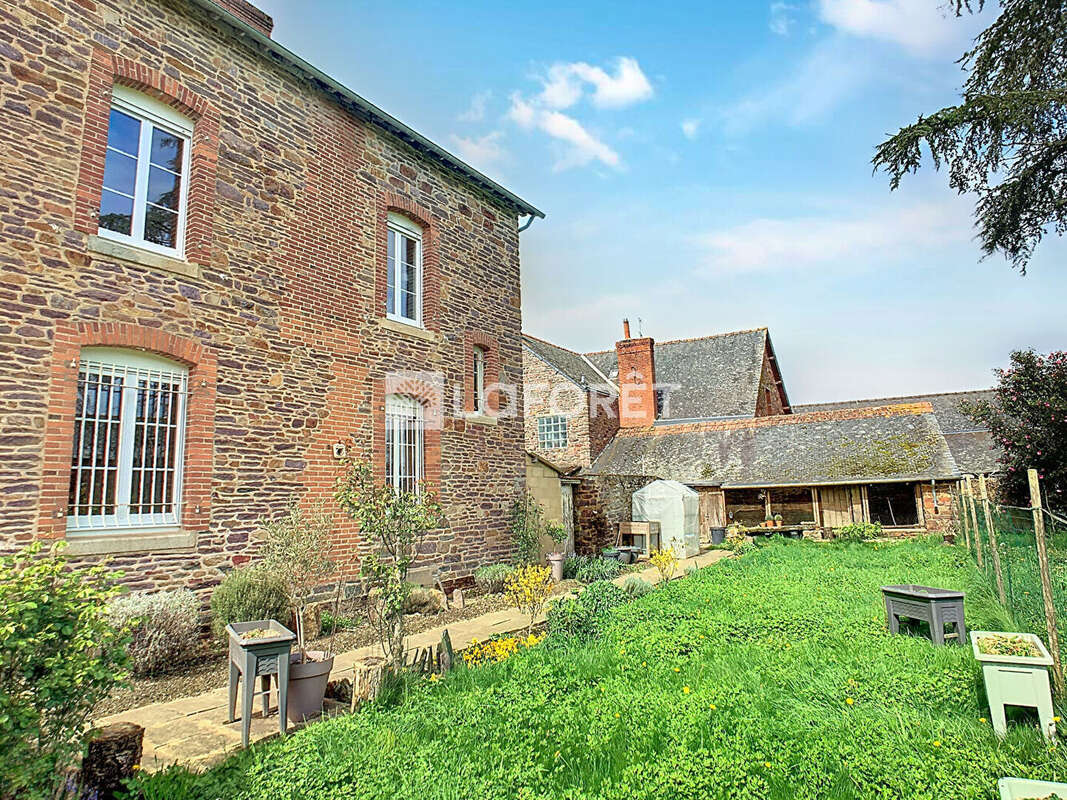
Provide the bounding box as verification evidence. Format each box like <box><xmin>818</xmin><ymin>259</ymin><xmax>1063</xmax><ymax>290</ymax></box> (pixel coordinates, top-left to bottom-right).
<box><xmin>213</xmin><ymin>0</ymin><xmax>274</xmax><ymax>37</ymax></box>
<box><xmin>616</xmin><ymin>319</ymin><xmax>656</xmax><ymax>428</ymax></box>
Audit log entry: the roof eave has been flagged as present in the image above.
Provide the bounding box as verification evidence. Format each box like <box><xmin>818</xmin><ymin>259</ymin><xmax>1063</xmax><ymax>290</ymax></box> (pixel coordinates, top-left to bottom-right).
<box><xmin>186</xmin><ymin>0</ymin><xmax>544</xmax><ymax>219</ymax></box>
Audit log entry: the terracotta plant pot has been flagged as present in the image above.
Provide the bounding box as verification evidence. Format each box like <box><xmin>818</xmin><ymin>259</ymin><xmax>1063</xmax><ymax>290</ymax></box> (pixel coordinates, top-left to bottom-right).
<box><xmin>287</xmin><ymin>650</ymin><xmax>334</xmax><ymax>724</ymax></box>
<box><xmin>546</xmin><ymin>552</ymin><xmax>564</xmax><ymax>582</ymax></box>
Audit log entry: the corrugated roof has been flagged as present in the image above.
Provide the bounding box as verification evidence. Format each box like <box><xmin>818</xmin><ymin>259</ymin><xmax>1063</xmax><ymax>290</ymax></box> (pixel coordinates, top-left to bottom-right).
<box><xmin>523</xmin><ymin>334</ymin><xmax>615</xmax><ymax>391</ymax></box>
<box><xmin>585</xmin><ymin>404</ymin><xmax>960</xmax><ymax>486</ymax></box>
<box><xmin>794</xmin><ymin>390</ymin><xmax>993</xmax><ymax>434</ymax></box>
<box><xmin>584</xmin><ymin>328</ymin><xmax>769</xmax><ymax>420</ymax></box>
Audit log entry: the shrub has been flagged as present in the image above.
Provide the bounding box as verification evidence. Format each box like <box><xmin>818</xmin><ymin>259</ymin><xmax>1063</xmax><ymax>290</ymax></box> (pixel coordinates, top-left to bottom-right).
<box><xmin>462</xmin><ymin>632</ymin><xmax>545</xmax><ymax>668</ymax></box>
<box><xmin>565</xmin><ymin>555</ymin><xmax>622</xmax><ymax>583</ymax></box>
<box><xmin>622</xmin><ymin>575</ymin><xmax>653</xmax><ymax>598</ymax></box>
<box><xmin>1</xmin><ymin>543</ymin><xmax>129</xmax><ymax>799</ymax></box>
<box><xmin>210</xmin><ymin>565</ymin><xmax>290</xmax><ymax>643</ymax></box>
<box><xmin>109</xmin><ymin>589</ymin><xmax>200</xmax><ymax>676</ymax></box>
<box><xmin>473</xmin><ymin>563</ymin><xmax>515</xmax><ymax>594</ymax></box>
<box><xmin>834</xmin><ymin>522</ymin><xmax>883</xmax><ymax>542</ymax></box>
<box><xmin>505</xmin><ymin>565</ymin><xmax>555</xmax><ymax>632</ymax></box>
<box><xmin>320</xmin><ymin>610</ymin><xmax>357</xmax><ymax>635</ymax></box>
<box><xmin>547</xmin><ymin>580</ymin><xmax>628</xmax><ymax>640</ymax></box>
<box><xmin>649</xmin><ymin>547</ymin><xmax>679</xmax><ymax>582</ymax></box>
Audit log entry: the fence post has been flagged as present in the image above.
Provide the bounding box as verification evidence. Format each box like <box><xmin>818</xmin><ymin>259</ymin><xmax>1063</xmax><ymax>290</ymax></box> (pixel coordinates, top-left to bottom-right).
<box><xmin>957</xmin><ymin>481</ymin><xmax>971</xmax><ymax>550</ymax></box>
<box><xmin>965</xmin><ymin>476</ymin><xmax>984</xmax><ymax>568</ymax></box>
<box><xmin>1028</xmin><ymin>468</ymin><xmax>1064</xmax><ymax>695</ymax></box>
<box><xmin>979</xmin><ymin>474</ymin><xmax>1007</xmax><ymax>606</ymax></box>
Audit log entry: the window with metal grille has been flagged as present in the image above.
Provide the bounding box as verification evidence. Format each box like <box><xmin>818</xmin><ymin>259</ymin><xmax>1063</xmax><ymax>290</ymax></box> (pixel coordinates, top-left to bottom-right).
<box><xmin>537</xmin><ymin>415</ymin><xmax>568</xmax><ymax>449</ymax></box>
<box><xmin>386</xmin><ymin>213</ymin><xmax>422</xmax><ymax>325</ymax></box>
<box><xmin>385</xmin><ymin>394</ymin><xmax>424</xmax><ymax>493</ymax></box>
<box><xmin>472</xmin><ymin>345</ymin><xmax>486</xmax><ymax>413</ymax></box>
<box><xmin>99</xmin><ymin>85</ymin><xmax>192</xmax><ymax>256</ymax></box>
<box><xmin>67</xmin><ymin>348</ymin><xmax>188</xmax><ymax>533</ymax></box>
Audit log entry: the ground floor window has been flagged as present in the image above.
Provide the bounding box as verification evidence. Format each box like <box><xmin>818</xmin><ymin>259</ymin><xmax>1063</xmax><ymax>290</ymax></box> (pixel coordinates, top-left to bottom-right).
<box><xmin>386</xmin><ymin>394</ymin><xmax>424</xmax><ymax>493</ymax></box>
<box><xmin>68</xmin><ymin>348</ymin><xmax>187</xmax><ymax>532</ymax></box>
<box><xmin>725</xmin><ymin>488</ymin><xmax>766</xmax><ymax>526</ymax></box>
<box><xmin>770</xmin><ymin>487</ymin><xmax>815</xmax><ymax>526</ymax></box>
<box><xmin>867</xmin><ymin>482</ymin><xmax>919</xmax><ymax>527</ymax></box>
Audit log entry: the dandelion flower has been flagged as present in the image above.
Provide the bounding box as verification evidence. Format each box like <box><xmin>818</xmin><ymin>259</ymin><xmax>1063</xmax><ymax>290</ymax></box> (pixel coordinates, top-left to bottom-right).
<box><xmin>1055</xmin><ymin>716</ymin><xmax>1062</xmax><ymax>723</ymax></box>
<box><xmin>845</xmin><ymin>698</ymin><xmax>854</xmax><ymax>706</ymax></box>
<box><xmin>709</xmin><ymin>703</ymin><xmax>716</xmax><ymax>710</ymax></box>
<box><xmin>979</xmin><ymin>717</ymin><xmax>987</xmax><ymax>724</ymax></box>
<box><xmin>764</xmin><ymin>762</ymin><xmax>772</xmax><ymax>769</ymax></box>
<box><xmin>673</xmin><ymin>667</ymin><xmax>680</xmax><ymax>673</ymax></box>
<box><xmin>614</xmin><ymin>712</ymin><xmax>620</xmax><ymax>718</ymax></box>
<box><xmin>933</xmin><ymin>740</ymin><xmax>941</xmax><ymax>748</ymax></box>
<box><xmin>683</xmin><ymin>686</ymin><xmax>691</xmax><ymax>694</ymax></box>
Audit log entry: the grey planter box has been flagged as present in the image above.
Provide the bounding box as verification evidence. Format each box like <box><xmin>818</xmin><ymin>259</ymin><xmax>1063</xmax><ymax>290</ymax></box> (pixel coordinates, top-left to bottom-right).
<box><xmin>227</xmin><ymin>619</ymin><xmax>296</xmax><ymax>748</ymax></box>
<box><xmin>882</xmin><ymin>584</ymin><xmax>966</xmax><ymax>645</ymax></box>
<box><xmin>971</xmin><ymin>631</ymin><xmax>1056</xmax><ymax>740</ymax></box>
<box><xmin>998</xmin><ymin>777</ymin><xmax>1067</xmax><ymax>799</ymax></box>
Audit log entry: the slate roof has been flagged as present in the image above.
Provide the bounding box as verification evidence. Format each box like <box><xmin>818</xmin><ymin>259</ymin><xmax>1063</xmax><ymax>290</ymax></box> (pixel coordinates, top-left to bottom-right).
<box><xmin>944</xmin><ymin>431</ymin><xmax>1001</xmax><ymax>475</ymax></box>
<box><xmin>522</xmin><ymin>334</ymin><xmax>615</xmax><ymax>391</ymax></box>
<box><xmin>794</xmin><ymin>390</ymin><xmax>993</xmax><ymax>434</ymax></box>
<box><xmin>584</xmin><ymin>328</ymin><xmax>771</xmax><ymax>420</ymax></box>
<box><xmin>585</xmin><ymin>404</ymin><xmax>961</xmax><ymax>486</ymax></box>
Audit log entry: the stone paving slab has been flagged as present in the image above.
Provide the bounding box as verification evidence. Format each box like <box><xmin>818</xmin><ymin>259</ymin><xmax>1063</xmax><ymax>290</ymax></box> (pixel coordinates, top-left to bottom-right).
<box><xmin>98</xmin><ymin>547</ymin><xmax>730</xmax><ymax>772</ymax></box>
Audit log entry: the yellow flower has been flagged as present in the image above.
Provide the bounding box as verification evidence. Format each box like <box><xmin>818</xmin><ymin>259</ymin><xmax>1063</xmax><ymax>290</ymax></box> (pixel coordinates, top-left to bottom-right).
<box><xmin>683</xmin><ymin>686</ymin><xmax>691</xmax><ymax>694</ymax></box>
<box><xmin>933</xmin><ymin>740</ymin><xmax>941</xmax><ymax>748</ymax></box>
<box><xmin>614</xmin><ymin>712</ymin><xmax>620</xmax><ymax>718</ymax></box>
<box><xmin>641</xmin><ymin>661</ymin><xmax>647</xmax><ymax>667</ymax></box>
<box><xmin>979</xmin><ymin>717</ymin><xmax>987</xmax><ymax>724</ymax></box>
<box><xmin>428</xmin><ymin>673</ymin><xmax>440</xmax><ymax>683</ymax></box>
<box><xmin>764</xmin><ymin>762</ymin><xmax>772</xmax><ymax>769</ymax></box>
<box><xmin>845</xmin><ymin>698</ymin><xmax>854</xmax><ymax>706</ymax></box>
<box><xmin>673</xmin><ymin>667</ymin><xmax>680</xmax><ymax>673</ymax></box>
<box><xmin>1055</xmin><ymin>716</ymin><xmax>1062</xmax><ymax>723</ymax></box>
<box><xmin>709</xmin><ymin>703</ymin><xmax>716</xmax><ymax>710</ymax></box>
<box><xmin>554</xmin><ymin>750</ymin><xmax>561</xmax><ymax>759</ymax></box>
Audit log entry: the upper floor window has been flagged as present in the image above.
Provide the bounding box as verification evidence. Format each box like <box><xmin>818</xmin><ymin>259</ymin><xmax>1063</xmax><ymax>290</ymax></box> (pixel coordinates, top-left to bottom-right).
<box><xmin>99</xmin><ymin>86</ymin><xmax>192</xmax><ymax>257</ymax></box>
<box><xmin>537</xmin><ymin>415</ymin><xmax>568</xmax><ymax>449</ymax></box>
<box><xmin>385</xmin><ymin>394</ymin><xmax>424</xmax><ymax>493</ymax></box>
<box><xmin>68</xmin><ymin>348</ymin><xmax>188</xmax><ymax>533</ymax></box>
<box><xmin>386</xmin><ymin>213</ymin><xmax>422</xmax><ymax>325</ymax></box>
<box><xmin>472</xmin><ymin>345</ymin><xmax>486</xmax><ymax>413</ymax></box>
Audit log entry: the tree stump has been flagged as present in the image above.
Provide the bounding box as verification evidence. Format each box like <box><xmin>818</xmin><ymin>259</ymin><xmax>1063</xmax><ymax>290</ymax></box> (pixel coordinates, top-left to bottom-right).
<box><xmin>80</xmin><ymin>722</ymin><xmax>144</xmax><ymax>800</ymax></box>
<box><xmin>351</xmin><ymin>657</ymin><xmax>386</xmax><ymax>711</ymax></box>
<box><xmin>439</xmin><ymin>629</ymin><xmax>455</xmax><ymax>673</ymax></box>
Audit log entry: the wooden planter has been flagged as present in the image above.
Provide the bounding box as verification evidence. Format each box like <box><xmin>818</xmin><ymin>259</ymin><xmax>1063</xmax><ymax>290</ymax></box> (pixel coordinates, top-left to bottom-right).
<box><xmin>971</xmin><ymin>631</ymin><xmax>1056</xmax><ymax>740</ymax></box>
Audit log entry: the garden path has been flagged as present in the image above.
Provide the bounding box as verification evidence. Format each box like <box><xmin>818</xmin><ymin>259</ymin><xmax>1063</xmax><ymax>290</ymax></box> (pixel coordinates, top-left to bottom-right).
<box><xmin>95</xmin><ymin>548</ymin><xmax>731</xmax><ymax>772</ymax></box>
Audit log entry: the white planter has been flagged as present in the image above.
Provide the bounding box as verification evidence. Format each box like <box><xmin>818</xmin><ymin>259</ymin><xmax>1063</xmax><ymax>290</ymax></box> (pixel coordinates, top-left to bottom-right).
<box><xmin>998</xmin><ymin>777</ymin><xmax>1067</xmax><ymax>799</ymax></box>
<box><xmin>971</xmin><ymin>631</ymin><xmax>1056</xmax><ymax>740</ymax></box>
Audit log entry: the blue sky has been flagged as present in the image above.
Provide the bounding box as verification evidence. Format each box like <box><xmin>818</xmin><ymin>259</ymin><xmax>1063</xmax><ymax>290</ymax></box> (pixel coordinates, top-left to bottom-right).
<box><xmin>257</xmin><ymin>0</ymin><xmax>1065</xmax><ymax>403</ymax></box>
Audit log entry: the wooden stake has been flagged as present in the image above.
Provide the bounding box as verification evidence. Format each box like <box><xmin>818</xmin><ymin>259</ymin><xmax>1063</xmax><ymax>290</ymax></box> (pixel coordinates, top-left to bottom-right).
<box><xmin>979</xmin><ymin>474</ymin><xmax>1007</xmax><ymax>606</ymax></box>
<box><xmin>965</xmin><ymin>476</ymin><xmax>984</xmax><ymax>568</ymax></box>
<box><xmin>1029</xmin><ymin>468</ymin><xmax>1064</xmax><ymax>695</ymax></box>
<box><xmin>957</xmin><ymin>481</ymin><xmax>971</xmax><ymax>550</ymax></box>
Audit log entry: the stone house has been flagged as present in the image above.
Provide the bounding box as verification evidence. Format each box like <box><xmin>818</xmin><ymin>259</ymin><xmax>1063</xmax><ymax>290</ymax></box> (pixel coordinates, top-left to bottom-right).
<box><xmin>0</xmin><ymin>0</ymin><xmax>542</xmax><ymax>598</ymax></box>
<box><xmin>525</xmin><ymin>323</ymin><xmax>998</xmax><ymax>551</ymax></box>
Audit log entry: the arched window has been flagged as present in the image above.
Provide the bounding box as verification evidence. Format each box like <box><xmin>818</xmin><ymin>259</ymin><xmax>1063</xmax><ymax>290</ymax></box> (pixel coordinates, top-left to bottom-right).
<box><xmin>386</xmin><ymin>212</ymin><xmax>423</xmax><ymax>325</ymax></box>
<box><xmin>68</xmin><ymin>348</ymin><xmax>188</xmax><ymax>532</ymax></box>
<box><xmin>385</xmin><ymin>394</ymin><xmax>424</xmax><ymax>492</ymax></box>
<box><xmin>99</xmin><ymin>85</ymin><xmax>193</xmax><ymax>256</ymax></box>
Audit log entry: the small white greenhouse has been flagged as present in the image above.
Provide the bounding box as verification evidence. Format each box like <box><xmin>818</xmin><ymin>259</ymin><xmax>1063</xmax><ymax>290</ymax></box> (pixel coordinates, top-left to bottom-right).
<box><xmin>632</xmin><ymin>480</ymin><xmax>700</xmax><ymax>558</ymax></box>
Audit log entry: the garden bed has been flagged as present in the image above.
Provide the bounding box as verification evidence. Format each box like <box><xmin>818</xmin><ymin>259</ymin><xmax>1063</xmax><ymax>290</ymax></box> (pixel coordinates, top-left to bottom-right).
<box><xmin>132</xmin><ymin>538</ymin><xmax>1066</xmax><ymax>799</ymax></box>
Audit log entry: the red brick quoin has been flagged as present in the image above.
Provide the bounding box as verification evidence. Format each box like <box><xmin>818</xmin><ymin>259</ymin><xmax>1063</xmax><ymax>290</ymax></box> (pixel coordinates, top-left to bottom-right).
<box><xmin>375</xmin><ymin>192</ymin><xmax>441</xmax><ymax>331</ymax></box>
<box><xmin>464</xmin><ymin>330</ymin><xmax>502</xmax><ymax>414</ymax></box>
<box><xmin>37</xmin><ymin>322</ymin><xmax>217</xmax><ymax>539</ymax></box>
<box><xmin>73</xmin><ymin>47</ymin><xmax>220</xmax><ymax>265</ymax></box>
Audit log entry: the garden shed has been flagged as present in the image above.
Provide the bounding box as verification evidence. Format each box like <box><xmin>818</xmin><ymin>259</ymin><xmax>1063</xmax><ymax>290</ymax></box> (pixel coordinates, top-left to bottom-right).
<box><xmin>632</xmin><ymin>480</ymin><xmax>700</xmax><ymax>557</ymax></box>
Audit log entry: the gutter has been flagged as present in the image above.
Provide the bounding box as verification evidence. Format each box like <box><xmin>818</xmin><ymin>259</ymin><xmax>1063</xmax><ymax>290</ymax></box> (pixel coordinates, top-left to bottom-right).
<box><xmin>186</xmin><ymin>0</ymin><xmax>544</xmax><ymax>220</ymax></box>
<box><xmin>685</xmin><ymin>475</ymin><xmax>961</xmax><ymax>489</ymax></box>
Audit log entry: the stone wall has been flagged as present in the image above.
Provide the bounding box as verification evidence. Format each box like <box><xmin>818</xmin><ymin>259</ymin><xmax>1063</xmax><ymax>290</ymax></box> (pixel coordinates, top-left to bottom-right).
<box><xmin>0</xmin><ymin>0</ymin><xmax>527</xmax><ymax>604</ymax></box>
<box><xmin>522</xmin><ymin>349</ymin><xmax>591</xmax><ymax>471</ymax></box>
<box><xmin>755</xmin><ymin>347</ymin><xmax>789</xmax><ymax>417</ymax></box>
<box><xmin>574</xmin><ymin>474</ymin><xmax>655</xmax><ymax>554</ymax></box>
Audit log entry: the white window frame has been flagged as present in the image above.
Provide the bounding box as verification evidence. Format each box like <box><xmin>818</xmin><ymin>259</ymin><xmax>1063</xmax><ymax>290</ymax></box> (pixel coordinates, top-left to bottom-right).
<box><xmin>385</xmin><ymin>394</ymin><xmax>424</xmax><ymax>493</ymax></box>
<box><xmin>386</xmin><ymin>212</ymin><xmax>423</xmax><ymax>327</ymax></box>
<box><xmin>98</xmin><ymin>85</ymin><xmax>193</xmax><ymax>258</ymax></box>
<box><xmin>537</xmin><ymin>415</ymin><xmax>568</xmax><ymax>449</ymax></box>
<box><xmin>472</xmin><ymin>345</ymin><xmax>486</xmax><ymax>413</ymax></box>
<box><xmin>67</xmin><ymin>347</ymin><xmax>188</xmax><ymax>534</ymax></box>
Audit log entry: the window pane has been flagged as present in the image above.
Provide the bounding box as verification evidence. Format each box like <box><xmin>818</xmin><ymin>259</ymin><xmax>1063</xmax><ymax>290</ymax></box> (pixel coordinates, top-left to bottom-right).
<box><xmin>387</xmin><ymin>232</ymin><xmax>396</xmax><ymax>315</ymax></box>
<box><xmin>150</xmin><ymin>127</ymin><xmax>183</xmax><ymax>172</ymax></box>
<box><xmin>103</xmin><ymin>150</ymin><xmax>137</xmax><ymax>196</ymax></box>
<box><xmin>147</xmin><ymin>165</ymin><xmax>180</xmax><ymax>210</ymax></box>
<box><xmin>99</xmin><ymin>190</ymin><xmax>134</xmax><ymax>235</ymax></box>
<box><xmin>144</xmin><ymin>205</ymin><xmax>178</xmax><ymax>248</ymax></box>
<box><xmin>402</xmin><ymin>236</ymin><xmax>418</xmax><ymax>266</ymax></box>
<box><xmin>106</xmin><ymin>108</ymin><xmax>141</xmax><ymax>156</ymax></box>
<box><xmin>68</xmin><ymin>372</ymin><xmax>124</xmax><ymax>518</ymax></box>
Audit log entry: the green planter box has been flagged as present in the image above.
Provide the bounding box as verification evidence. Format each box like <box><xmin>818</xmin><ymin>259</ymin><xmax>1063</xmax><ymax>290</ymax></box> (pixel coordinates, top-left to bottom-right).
<box><xmin>998</xmin><ymin>777</ymin><xmax>1067</xmax><ymax>799</ymax></box>
<box><xmin>971</xmin><ymin>631</ymin><xmax>1056</xmax><ymax>740</ymax></box>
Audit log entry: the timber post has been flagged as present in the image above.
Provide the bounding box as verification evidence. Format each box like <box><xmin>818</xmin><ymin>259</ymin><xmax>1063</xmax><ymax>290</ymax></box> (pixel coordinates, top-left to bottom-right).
<box><xmin>979</xmin><ymin>474</ymin><xmax>1006</xmax><ymax>606</ymax></box>
<box><xmin>1029</xmin><ymin>468</ymin><xmax>1064</xmax><ymax>695</ymax></box>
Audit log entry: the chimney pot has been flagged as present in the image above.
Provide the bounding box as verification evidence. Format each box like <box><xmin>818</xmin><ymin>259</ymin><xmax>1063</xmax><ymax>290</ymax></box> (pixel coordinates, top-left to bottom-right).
<box><xmin>622</xmin><ymin>318</ymin><xmax>631</xmax><ymax>339</ymax></box>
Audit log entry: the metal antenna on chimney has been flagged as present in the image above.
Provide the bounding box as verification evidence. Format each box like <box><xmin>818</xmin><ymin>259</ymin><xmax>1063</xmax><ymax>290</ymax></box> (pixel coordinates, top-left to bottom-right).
<box><xmin>637</xmin><ymin>317</ymin><xmax>644</xmax><ymax>337</ymax></box>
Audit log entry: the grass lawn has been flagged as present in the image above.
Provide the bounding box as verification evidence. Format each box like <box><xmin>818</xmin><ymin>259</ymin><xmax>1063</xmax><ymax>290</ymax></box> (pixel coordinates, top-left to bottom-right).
<box><xmin>138</xmin><ymin>539</ymin><xmax>1066</xmax><ymax>799</ymax></box>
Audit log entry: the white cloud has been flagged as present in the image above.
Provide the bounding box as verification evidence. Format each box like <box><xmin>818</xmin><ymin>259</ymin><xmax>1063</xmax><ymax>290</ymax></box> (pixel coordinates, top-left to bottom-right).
<box><xmin>817</xmin><ymin>0</ymin><xmax>982</xmax><ymax>56</ymax></box>
<box><xmin>537</xmin><ymin>57</ymin><xmax>654</xmax><ymax>109</ymax></box>
<box><xmin>697</xmin><ymin>201</ymin><xmax>971</xmax><ymax>274</ymax></box>
<box><xmin>681</xmin><ymin>118</ymin><xmax>701</xmax><ymax>140</ymax></box>
<box><xmin>508</xmin><ymin>93</ymin><xmax>620</xmax><ymax>171</ymax></box>
<box><xmin>458</xmin><ymin>90</ymin><xmax>491</xmax><ymax>122</ymax></box>
<box><xmin>769</xmin><ymin>2</ymin><xmax>800</xmax><ymax>36</ymax></box>
<box><xmin>450</xmin><ymin>131</ymin><xmax>507</xmax><ymax>171</ymax></box>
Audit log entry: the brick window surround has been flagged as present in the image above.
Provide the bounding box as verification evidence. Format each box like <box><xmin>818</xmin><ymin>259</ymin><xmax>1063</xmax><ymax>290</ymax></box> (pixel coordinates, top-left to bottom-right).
<box><xmin>463</xmin><ymin>331</ymin><xmax>501</xmax><ymax>414</ymax></box>
<box><xmin>372</xmin><ymin>378</ymin><xmax>442</xmax><ymax>491</ymax></box>
<box><xmin>74</xmin><ymin>47</ymin><xmax>220</xmax><ymax>265</ymax></box>
<box><xmin>375</xmin><ymin>192</ymin><xmax>441</xmax><ymax>331</ymax></box>
<box><xmin>37</xmin><ymin>322</ymin><xmax>217</xmax><ymax>539</ymax></box>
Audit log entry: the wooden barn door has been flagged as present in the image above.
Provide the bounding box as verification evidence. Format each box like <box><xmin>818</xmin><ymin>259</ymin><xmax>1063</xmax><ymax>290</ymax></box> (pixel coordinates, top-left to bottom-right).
<box><xmin>819</xmin><ymin>486</ymin><xmax>867</xmax><ymax>528</ymax></box>
<box><xmin>698</xmin><ymin>489</ymin><xmax>726</xmax><ymax>541</ymax></box>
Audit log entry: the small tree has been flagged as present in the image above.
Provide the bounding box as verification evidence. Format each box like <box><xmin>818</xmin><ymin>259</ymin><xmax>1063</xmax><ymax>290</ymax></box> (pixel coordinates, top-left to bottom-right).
<box><xmin>258</xmin><ymin>500</ymin><xmax>335</xmax><ymax>661</ymax></box>
<box><xmin>961</xmin><ymin>349</ymin><xmax>1067</xmax><ymax>506</ymax></box>
<box><xmin>649</xmin><ymin>546</ymin><xmax>679</xmax><ymax>583</ymax></box>
<box><xmin>505</xmin><ymin>565</ymin><xmax>554</xmax><ymax>633</ymax></box>
<box><xmin>0</xmin><ymin>542</ymin><xmax>130</xmax><ymax>798</ymax></box>
<box><xmin>511</xmin><ymin>491</ymin><xmax>545</xmax><ymax>565</ymax></box>
<box><xmin>334</xmin><ymin>459</ymin><xmax>444</xmax><ymax>670</ymax></box>
<box><xmin>545</xmin><ymin>521</ymin><xmax>568</xmax><ymax>556</ymax></box>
